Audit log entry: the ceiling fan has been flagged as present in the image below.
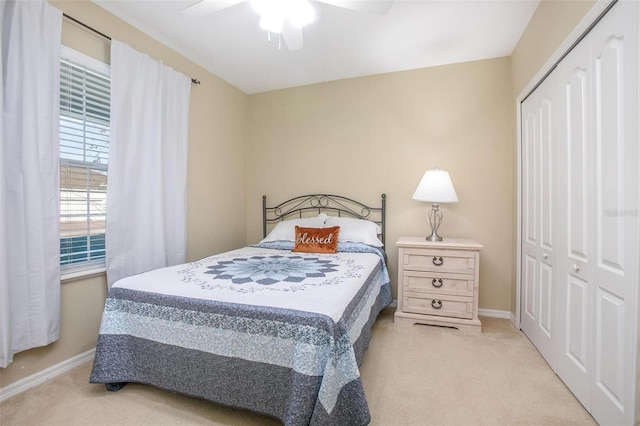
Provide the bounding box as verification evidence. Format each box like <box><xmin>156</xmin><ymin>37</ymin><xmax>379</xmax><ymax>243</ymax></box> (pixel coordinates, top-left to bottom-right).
<box><xmin>182</xmin><ymin>0</ymin><xmax>394</xmax><ymax>51</ymax></box>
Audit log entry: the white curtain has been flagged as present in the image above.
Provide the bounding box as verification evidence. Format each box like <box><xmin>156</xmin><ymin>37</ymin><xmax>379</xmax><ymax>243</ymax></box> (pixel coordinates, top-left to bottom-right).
<box><xmin>106</xmin><ymin>40</ymin><xmax>190</xmax><ymax>287</ymax></box>
<box><xmin>0</xmin><ymin>0</ymin><xmax>62</xmax><ymax>368</ymax></box>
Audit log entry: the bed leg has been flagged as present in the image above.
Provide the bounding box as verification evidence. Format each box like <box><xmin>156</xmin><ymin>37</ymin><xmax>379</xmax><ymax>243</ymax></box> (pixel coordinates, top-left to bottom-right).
<box><xmin>105</xmin><ymin>382</ymin><xmax>128</xmax><ymax>392</ymax></box>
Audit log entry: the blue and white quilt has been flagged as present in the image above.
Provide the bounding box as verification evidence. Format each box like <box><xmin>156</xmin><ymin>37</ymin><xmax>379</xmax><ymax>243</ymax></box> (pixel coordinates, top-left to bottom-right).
<box><xmin>90</xmin><ymin>242</ymin><xmax>392</xmax><ymax>426</ymax></box>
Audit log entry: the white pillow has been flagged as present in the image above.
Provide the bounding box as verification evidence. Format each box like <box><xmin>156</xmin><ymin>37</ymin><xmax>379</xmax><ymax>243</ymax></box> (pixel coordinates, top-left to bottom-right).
<box><xmin>323</xmin><ymin>216</ymin><xmax>383</xmax><ymax>247</ymax></box>
<box><xmin>260</xmin><ymin>215</ymin><xmax>327</xmax><ymax>243</ymax></box>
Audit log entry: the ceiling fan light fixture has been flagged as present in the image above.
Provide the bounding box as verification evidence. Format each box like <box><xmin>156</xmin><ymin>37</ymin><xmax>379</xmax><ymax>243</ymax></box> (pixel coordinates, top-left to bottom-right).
<box><xmin>251</xmin><ymin>0</ymin><xmax>315</xmax><ymax>30</ymax></box>
<box><xmin>287</xmin><ymin>0</ymin><xmax>315</xmax><ymax>27</ymax></box>
<box><xmin>249</xmin><ymin>0</ymin><xmax>275</xmax><ymax>16</ymax></box>
<box><xmin>259</xmin><ymin>12</ymin><xmax>284</xmax><ymax>33</ymax></box>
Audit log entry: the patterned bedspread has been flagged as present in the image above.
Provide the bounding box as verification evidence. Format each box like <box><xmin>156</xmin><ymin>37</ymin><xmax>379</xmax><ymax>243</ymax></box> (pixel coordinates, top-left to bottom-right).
<box><xmin>90</xmin><ymin>242</ymin><xmax>392</xmax><ymax>426</ymax></box>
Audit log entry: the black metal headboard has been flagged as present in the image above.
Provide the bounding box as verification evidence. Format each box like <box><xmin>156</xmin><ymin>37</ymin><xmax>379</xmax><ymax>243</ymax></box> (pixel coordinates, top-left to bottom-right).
<box><xmin>263</xmin><ymin>194</ymin><xmax>387</xmax><ymax>246</ymax></box>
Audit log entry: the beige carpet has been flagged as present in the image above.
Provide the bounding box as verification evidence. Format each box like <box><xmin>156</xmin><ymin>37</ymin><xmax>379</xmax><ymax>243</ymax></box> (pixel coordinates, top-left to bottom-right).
<box><xmin>0</xmin><ymin>307</ymin><xmax>595</xmax><ymax>426</ymax></box>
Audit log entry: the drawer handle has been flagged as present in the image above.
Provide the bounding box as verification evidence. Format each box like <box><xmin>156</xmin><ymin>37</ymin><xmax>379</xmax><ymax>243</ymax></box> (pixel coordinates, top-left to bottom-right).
<box><xmin>432</xmin><ymin>256</ymin><xmax>444</xmax><ymax>266</ymax></box>
<box><xmin>431</xmin><ymin>299</ymin><xmax>443</xmax><ymax>309</ymax></box>
<box><xmin>432</xmin><ymin>278</ymin><xmax>443</xmax><ymax>288</ymax></box>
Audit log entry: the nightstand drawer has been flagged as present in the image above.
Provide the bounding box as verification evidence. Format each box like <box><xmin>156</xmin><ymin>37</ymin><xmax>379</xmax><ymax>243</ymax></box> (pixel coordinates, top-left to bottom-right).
<box><xmin>402</xmin><ymin>271</ymin><xmax>474</xmax><ymax>297</ymax></box>
<box><xmin>402</xmin><ymin>248</ymin><xmax>476</xmax><ymax>274</ymax></box>
<box><xmin>403</xmin><ymin>293</ymin><xmax>474</xmax><ymax>319</ymax></box>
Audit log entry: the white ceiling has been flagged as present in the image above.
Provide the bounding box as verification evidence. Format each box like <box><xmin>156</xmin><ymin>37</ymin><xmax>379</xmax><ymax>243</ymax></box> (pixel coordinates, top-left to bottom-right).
<box><xmin>91</xmin><ymin>0</ymin><xmax>540</xmax><ymax>94</ymax></box>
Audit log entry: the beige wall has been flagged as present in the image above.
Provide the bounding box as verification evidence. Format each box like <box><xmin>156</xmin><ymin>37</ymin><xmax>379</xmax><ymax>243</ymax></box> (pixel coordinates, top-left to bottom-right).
<box><xmin>247</xmin><ymin>58</ymin><xmax>515</xmax><ymax>311</ymax></box>
<box><xmin>247</xmin><ymin>0</ymin><xmax>601</xmax><ymax>315</ymax></box>
<box><xmin>511</xmin><ymin>0</ymin><xmax>597</xmax><ymax>97</ymax></box>
<box><xmin>0</xmin><ymin>0</ymin><xmax>248</xmax><ymax>388</ymax></box>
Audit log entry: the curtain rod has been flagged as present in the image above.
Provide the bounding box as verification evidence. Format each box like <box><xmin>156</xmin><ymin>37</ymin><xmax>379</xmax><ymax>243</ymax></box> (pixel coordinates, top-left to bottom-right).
<box><xmin>62</xmin><ymin>13</ymin><xmax>201</xmax><ymax>85</ymax></box>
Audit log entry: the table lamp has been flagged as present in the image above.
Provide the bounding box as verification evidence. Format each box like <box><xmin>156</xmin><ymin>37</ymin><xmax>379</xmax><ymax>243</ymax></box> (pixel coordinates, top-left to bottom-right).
<box><xmin>412</xmin><ymin>168</ymin><xmax>458</xmax><ymax>241</ymax></box>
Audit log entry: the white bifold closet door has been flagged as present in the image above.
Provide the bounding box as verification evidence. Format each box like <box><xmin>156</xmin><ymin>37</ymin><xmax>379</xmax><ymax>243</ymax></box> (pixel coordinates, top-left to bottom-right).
<box><xmin>556</xmin><ymin>2</ymin><xmax>637</xmax><ymax>423</ymax></box>
<box><xmin>520</xmin><ymin>72</ymin><xmax>558</xmax><ymax>369</ymax></box>
<box><xmin>520</xmin><ymin>1</ymin><xmax>638</xmax><ymax>425</ymax></box>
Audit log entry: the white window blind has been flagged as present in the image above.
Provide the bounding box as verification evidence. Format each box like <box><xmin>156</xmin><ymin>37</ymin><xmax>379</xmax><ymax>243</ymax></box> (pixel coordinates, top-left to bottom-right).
<box><xmin>59</xmin><ymin>49</ymin><xmax>110</xmax><ymax>275</ymax></box>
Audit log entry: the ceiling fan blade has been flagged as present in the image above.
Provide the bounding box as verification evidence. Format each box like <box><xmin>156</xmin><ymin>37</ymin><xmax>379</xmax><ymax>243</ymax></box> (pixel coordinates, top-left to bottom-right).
<box><xmin>182</xmin><ymin>0</ymin><xmax>246</xmax><ymax>16</ymax></box>
<box><xmin>282</xmin><ymin>22</ymin><xmax>303</xmax><ymax>51</ymax></box>
<box><xmin>317</xmin><ymin>0</ymin><xmax>394</xmax><ymax>14</ymax></box>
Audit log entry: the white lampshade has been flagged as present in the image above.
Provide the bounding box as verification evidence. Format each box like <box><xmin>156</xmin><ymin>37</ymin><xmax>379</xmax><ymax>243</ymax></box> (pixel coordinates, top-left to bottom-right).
<box><xmin>412</xmin><ymin>169</ymin><xmax>459</xmax><ymax>203</ymax></box>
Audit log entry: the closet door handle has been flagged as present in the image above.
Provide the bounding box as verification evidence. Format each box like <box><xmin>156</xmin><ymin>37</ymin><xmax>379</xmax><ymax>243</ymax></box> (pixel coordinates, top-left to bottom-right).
<box><xmin>573</xmin><ymin>264</ymin><xmax>580</xmax><ymax>273</ymax></box>
<box><xmin>432</xmin><ymin>278</ymin><xmax>443</xmax><ymax>288</ymax></box>
<box><xmin>432</xmin><ymin>256</ymin><xmax>444</xmax><ymax>266</ymax></box>
<box><xmin>542</xmin><ymin>253</ymin><xmax>548</xmax><ymax>259</ymax></box>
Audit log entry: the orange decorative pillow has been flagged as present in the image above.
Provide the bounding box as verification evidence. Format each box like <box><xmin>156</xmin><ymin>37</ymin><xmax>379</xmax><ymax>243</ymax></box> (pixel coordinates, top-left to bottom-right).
<box><xmin>292</xmin><ymin>226</ymin><xmax>340</xmax><ymax>253</ymax></box>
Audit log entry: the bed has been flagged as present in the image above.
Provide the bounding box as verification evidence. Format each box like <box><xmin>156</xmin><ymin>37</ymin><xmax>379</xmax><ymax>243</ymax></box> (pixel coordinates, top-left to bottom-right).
<box><xmin>90</xmin><ymin>194</ymin><xmax>391</xmax><ymax>426</ymax></box>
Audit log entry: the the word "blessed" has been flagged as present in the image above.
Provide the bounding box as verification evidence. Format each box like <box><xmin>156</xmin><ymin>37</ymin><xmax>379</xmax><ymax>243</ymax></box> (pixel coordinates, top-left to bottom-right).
<box><xmin>296</xmin><ymin>232</ymin><xmax>335</xmax><ymax>245</ymax></box>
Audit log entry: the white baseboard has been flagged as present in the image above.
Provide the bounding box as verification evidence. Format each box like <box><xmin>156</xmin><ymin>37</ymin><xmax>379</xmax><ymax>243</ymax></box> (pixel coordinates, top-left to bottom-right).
<box><xmin>478</xmin><ymin>308</ymin><xmax>512</xmax><ymax>319</ymax></box>
<box><xmin>0</xmin><ymin>348</ymin><xmax>95</xmax><ymax>403</ymax></box>
<box><xmin>510</xmin><ymin>312</ymin><xmax>518</xmax><ymax>328</ymax></box>
<box><xmin>481</xmin><ymin>308</ymin><xmax>520</xmax><ymax>328</ymax></box>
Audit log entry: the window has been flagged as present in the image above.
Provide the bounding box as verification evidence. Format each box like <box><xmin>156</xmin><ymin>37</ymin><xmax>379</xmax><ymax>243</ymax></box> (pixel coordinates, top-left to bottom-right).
<box><xmin>59</xmin><ymin>48</ymin><xmax>110</xmax><ymax>276</ymax></box>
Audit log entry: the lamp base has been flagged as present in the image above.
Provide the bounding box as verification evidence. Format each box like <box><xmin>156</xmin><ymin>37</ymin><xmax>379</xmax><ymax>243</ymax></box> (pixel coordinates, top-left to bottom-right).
<box><xmin>425</xmin><ymin>203</ymin><xmax>444</xmax><ymax>242</ymax></box>
<box><xmin>425</xmin><ymin>232</ymin><xmax>443</xmax><ymax>242</ymax></box>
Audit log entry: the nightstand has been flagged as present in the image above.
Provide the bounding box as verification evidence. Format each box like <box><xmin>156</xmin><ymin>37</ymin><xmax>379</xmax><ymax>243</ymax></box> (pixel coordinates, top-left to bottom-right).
<box><xmin>394</xmin><ymin>236</ymin><xmax>483</xmax><ymax>333</ymax></box>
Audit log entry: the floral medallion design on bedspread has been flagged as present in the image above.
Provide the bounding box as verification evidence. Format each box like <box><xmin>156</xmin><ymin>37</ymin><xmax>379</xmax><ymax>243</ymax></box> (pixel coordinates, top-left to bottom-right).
<box><xmin>204</xmin><ymin>255</ymin><xmax>338</xmax><ymax>285</ymax></box>
<box><xmin>177</xmin><ymin>248</ymin><xmax>366</xmax><ymax>293</ymax></box>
